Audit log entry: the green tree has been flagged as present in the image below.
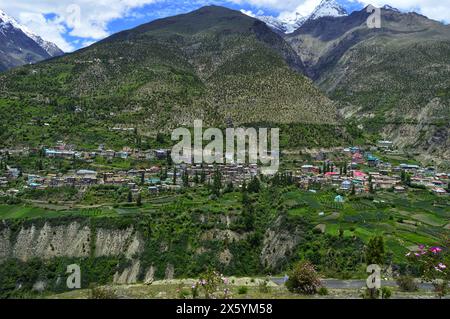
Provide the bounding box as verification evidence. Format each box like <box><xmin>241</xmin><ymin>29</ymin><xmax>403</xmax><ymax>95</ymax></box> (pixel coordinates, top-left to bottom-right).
<box><xmin>366</xmin><ymin>236</ymin><xmax>385</xmax><ymax>265</ymax></box>
<box><xmin>182</xmin><ymin>169</ymin><xmax>189</xmax><ymax>188</ymax></box>
<box><xmin>193</xmin><ymin>172</ymin><xmax>199</xmax><ymax>184</ymax></box>
<box><xmin>212</xmin><ymin>169</ymin><xmax>222</xmax><ymax>197</ymax></box>
<box><xmin>247</xmin><ymin>176</ymin><xmax>261</xmax><ymax>193</ymax></box>
<box><xmin>156</xmin><ymin>133</ymin><xmax>165</xmax><ymax>145</ymax></box>
<box><xmin>200</xmin><ymin>169</ymin><xmax>206</xmax><ymax>184</ymax></box>
<box><xmin>136</xmin><ymin>193</ymin><xmax>142</xmax><ymax>206</ymax></box>
<box><xmin>173</xmin><ymin>167</ymin><xmax>177</xmax><ymax>185</ymax></box>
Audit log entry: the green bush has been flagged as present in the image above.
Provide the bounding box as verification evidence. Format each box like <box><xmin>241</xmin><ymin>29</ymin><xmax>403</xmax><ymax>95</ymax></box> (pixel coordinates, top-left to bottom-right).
<box><xmin>258</xmin><ymin>279</ymin><xmax>271</xmax><ymax>294</ymax></box>
<box><xmin>286</xmin><ymin>261</ymin><xmax>322</xmax><ymax>295</ymax></box>
<box><xmin>381</xmin><ymin>287</ymin><xmax>392</xmax><ymax>299</ymax></box>
<box><xmin>318</xmin><ymin>287</ymin><xmax>328</xmax><ymax>296</ymax></box>
<box><xmin>433</xmin><ymin>280</ymin><xmax>448</xmax><ymax>299</ymax></box>
<box><xmin>89</xmin><ymin>287</ymin><xmax>117</xmax><ymax>299</ymax></box>
<box><xmin>396</xmin><ymin>276</ymin><xmax>418</xmax><ymax>292</ymax></box>
<box><xmin>238</xmin><ymin>286</ymin><xmax>248</xmax><ymax>295</ymax></box>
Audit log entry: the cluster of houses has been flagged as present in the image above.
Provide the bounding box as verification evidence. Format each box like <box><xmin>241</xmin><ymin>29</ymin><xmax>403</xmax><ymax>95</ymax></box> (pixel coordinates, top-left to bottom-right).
<box><xmin>0</xmin><ymin>143</ymin><xmax>171</xmax><ymax>162</ymax></box>
<box><xmin>4</xmin><ymin>162</ymin><xmax>260</xmax><ymax>195</ymax></box>
<box><xmin>43</xmin><ymin>143</ymin><xmax>170</xmax><ymax>161</ymax></box>
<box><xmin>294</xmin><ymin>145</ymin><xmax>449</xmax><ymax>196</ymax></box>
<box><xmin>0</xmin><ymin>142</ymin><xmax>449</xmax><ymax>198</ymax></box>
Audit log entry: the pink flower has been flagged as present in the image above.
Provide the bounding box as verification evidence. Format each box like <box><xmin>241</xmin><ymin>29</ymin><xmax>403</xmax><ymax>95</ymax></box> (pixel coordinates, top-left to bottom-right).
<box><xmin>418</xmin><ymin>244</ymin><xmax>425</xmax><ymax>250</ymax></box>
<box><xmin>438</xmin><ymin>263</ymin><xmax>447</xmax><ymax>270</ymax></box>
<box><xmin>430</xmin><ymin>247</ymin><xmax>442</xmax><ymax>254</ymax></box>
<box><xmin>414</xmin><ymin>253</ymin><xmax>421</xmax><ymax>257</ymax></box>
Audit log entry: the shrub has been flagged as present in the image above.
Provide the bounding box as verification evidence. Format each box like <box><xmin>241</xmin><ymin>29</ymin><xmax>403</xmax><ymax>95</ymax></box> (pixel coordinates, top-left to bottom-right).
<box><xmin>177</xmin><ymin>288</ymin><xmax>190</xmax><ymax>299</ymax></box>
<box><xmin>89</xmin><ymin>287</ymin><xmax>117</xmax><ymax>299</ymax></box>
<box><xmin>396</xmin><ymin>276</ymin><xmax>418</xmax><ymax>292</ymax></box>
<box><xmin>318</xmin><ymin>287</ymin><xmax>328</xmax><ymax>296</ymax></box>
<box><xmin>362</xmin><ymin>287</ymin><xmax>380</xmax><ymax>299</ymax></box>
<box><xmin>238</xmin><ymin>286</ymin><xmax>248</xmax><ymax>295</ymax></box>
<box><xmin>381</xmin><ymin>287</ymin><xmax>392</xmax><ymax>299</ymax></box>
<box><xmin>258</xmin><ymin>279</ymin><xmax>271</xmax><ymax>294</ymax></box>
<box><xmin>285</xmin><ymin>261</ymin><xmax>322</xmax><ymax>295</ymax></box>
<box><xmin>433</xmin><ymin>280</ymin><xmax>448</xmax><ymax>299</ymax></box>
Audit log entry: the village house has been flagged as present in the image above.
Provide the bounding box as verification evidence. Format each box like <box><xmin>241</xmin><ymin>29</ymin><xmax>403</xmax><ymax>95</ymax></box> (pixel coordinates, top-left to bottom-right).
<box><xmin>394</xmin><ymin>186</ymin><xmax>406</xmax><ymax>193</ymax></box>
<box><xmin>301</xmin><ymin>165</ymin><xmax>319</xmax><ymax>174</ymax></box>
<box><xmin>6</xmin><ymin>168</ymin><xmax>20</xmax><ymax>179</ymax></box>
<box><xmin>400</xmin><ymin>163</ymin><xmax>421</xmax><ymax>173</ymax></box>
<box><xmin>45</xmin><ymin>149</ymin><xmax>77</xmax><ymax>159</ymax></box>
<box><xmin>377</xmin><ymin>140</ymin><xmax>394</xmax><ymax>150</ymax></box>
<box><xmin>366</xmin><ymin>154</ymin><xmax>380</xmax><ymax>167</ymax></box>
<box><xmin>433</xmin><ymin>188</ymin><xmax>448</xmax><ymax>196</ymax></box>
<box><xmin>155</xmin><ymin>149</ymin><xmax>168</xmax><ymax>160</ymax></box>
<box><xmin>340</xmin><ymin>180</ymin><xmax>352</xmax><ymax>191</ymax></box>
<box><xmin>352</xmin><ymin>152</ymin><xmax>364</xmax><ymax>164</ymax></box>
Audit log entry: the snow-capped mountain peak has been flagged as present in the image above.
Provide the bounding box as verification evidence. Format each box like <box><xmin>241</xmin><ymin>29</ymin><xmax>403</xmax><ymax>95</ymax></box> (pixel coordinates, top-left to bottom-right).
<box><xmin>247</xmin><ymin>0</ymin><xmax>348</xmax><ymax>34</ymax></box>
<box><xmin>256</xmin><ymin>13</ymin><xmax>306</xmax><ymax>34</ymax></box>
<box><xmin>0</xmin><ymin>8</ymin><xmax>63</xmax><ymax>57</ymax></box>
<box><xmin>382</xmin><ymin>5</ymin><xmax>400</xmax><ymax>13</ymax></box>
<box><xmin>309</xmin><ymin>0</ymin><xmax>348</xmax><ymax>21</ymax></box>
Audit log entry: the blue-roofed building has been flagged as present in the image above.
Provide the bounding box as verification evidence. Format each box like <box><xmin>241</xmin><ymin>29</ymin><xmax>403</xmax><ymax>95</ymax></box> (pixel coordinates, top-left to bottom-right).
<box><xmin>340</xmin><ymin>180</ymin><xmax>352</xmax><ymax>191</ymax></box>
<box><xmin>367</xmin><ymin>155</ymin><xmax>380</xmax><ymax>167</ymax></box>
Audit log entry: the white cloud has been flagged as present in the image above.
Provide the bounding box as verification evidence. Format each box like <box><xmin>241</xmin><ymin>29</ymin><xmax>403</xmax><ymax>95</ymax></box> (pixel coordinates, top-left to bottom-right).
<box><xmin>354</xmin><ymin>0</ymin><xmax>450</xmax><ymax>22</ymax></box>
<box><xmin>230</xmin><ymin>0</ymin><xmax>304</xmax><ymax>11</ymax></box>
<box><xmin>0</xmin><ymin>0</ymin><xmax>162</xmax><ymax>52</ymax></box>
<box><xmin>278</xmin><ymin>0</ymin><xmax>321</xmax><ymax>20</ymax></box>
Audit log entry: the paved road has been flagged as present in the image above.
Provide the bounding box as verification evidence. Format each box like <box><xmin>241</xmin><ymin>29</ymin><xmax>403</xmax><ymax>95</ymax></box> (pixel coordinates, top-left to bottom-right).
<box><xmin>271</xmin><ymin>278</ymin><xmax>436</xmax><ymax>291</ymax></box>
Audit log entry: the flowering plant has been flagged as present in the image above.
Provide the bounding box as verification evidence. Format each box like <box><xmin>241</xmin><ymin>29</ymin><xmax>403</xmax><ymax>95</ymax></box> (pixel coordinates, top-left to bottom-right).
<box><xmin>193</xmin><ymin>269</ymin><xmax>231</xmax><ymax>299</ymax></box>
<box><xmin>405</xmin><ymin>240</ymin><xmax>449</xmax><ymax>298</ymax></box>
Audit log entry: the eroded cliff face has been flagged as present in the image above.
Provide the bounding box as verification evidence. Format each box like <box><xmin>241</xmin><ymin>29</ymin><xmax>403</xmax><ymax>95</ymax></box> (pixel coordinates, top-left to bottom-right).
<box><xmin>0</xmin><ymin>222</ymin><xmax>143</xmax><ymax>263</ymax></box>
<box><xmin>260</xmin><ymin>216</ymin><xmax>306</xmax><ymax>270</ymax></box>
<box><xmin>0</xmin><ymin>214</ymin><xmax>307</xmax><ymax>291</ymax></box>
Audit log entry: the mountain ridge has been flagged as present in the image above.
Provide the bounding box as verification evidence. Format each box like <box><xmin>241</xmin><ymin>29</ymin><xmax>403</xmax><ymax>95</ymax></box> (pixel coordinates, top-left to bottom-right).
<box><xmin>285</xmin><ymin>6</ymin><xmax>450</xmax><ymax>164</ymax></box>
<box><xmin>247</xmin><ymin>0</ymin><xmax>348</xmax><ymax>34</ymax></box>
<box><xmin>0</xmin><ymin>5</ymin><xmax>338</xmax><ymax>149</ymax></box>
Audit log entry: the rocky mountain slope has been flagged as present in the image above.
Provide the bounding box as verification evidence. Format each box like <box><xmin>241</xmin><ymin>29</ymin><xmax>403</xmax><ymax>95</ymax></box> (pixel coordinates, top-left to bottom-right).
<box><xmin>285</xmin><ymin>6</ymin><xmax>450</xmax><ymax>165</ymax></box>
<box><xmin>0</xmin><ymin>9</ymin><xmax>63</xmax><ymax>71</ymax></box>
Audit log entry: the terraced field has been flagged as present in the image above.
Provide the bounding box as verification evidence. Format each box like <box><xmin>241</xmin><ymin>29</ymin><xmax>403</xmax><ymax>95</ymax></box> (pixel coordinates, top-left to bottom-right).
<box><xmin>284</xmin><ymin>189</ymin><xmax>449</xmax><ymax>262</ymax></box>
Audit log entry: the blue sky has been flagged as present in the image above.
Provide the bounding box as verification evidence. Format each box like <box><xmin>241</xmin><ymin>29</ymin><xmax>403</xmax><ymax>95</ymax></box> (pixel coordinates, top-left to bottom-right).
<box><xmin>0</xmin><ymin>0</ymin><xmax>448</xmax><ymax>52</ymax></box>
